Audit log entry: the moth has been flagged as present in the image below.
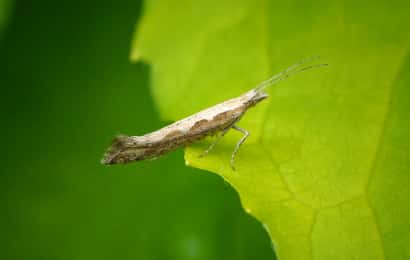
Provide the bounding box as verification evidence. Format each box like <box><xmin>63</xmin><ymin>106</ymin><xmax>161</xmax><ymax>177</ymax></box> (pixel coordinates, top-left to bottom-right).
<box><xmin>101</xmin><ymin>56</ymin><xmax>327</xmax><ymax>170</ymax></box>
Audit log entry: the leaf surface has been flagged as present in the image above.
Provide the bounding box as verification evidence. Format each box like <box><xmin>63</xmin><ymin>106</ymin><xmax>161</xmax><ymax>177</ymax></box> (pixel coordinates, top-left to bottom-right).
<box><xmin>132</xmin><ymin>1</ymin><xmax>410</xmax><ymax>259</ymax></box>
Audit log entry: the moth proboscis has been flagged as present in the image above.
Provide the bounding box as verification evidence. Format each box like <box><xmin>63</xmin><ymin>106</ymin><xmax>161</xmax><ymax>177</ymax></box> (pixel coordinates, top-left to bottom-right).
<box><xmin>101</xmin><ymin>56</ymin><xmax>328</xmax><ymax>170</ymax></box>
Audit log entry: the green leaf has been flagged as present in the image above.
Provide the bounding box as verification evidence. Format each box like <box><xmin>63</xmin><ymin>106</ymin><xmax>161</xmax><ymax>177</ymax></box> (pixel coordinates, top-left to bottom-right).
<box><xmin>132</xmin><ymin>0</ymin><xmax>410</xmax><ymax>259</ymax></box>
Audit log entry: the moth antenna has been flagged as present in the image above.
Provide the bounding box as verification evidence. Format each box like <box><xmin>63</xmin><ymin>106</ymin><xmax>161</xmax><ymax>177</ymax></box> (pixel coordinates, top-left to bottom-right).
<box><xmin>254</xmin><ymin>56</ymin><xmax>327</xmax><ymax>92</ymax></box>
<box><xmin>259</xmin><ymin>63</ymin><xmax>328</xmax><ymax>92</ymax></box>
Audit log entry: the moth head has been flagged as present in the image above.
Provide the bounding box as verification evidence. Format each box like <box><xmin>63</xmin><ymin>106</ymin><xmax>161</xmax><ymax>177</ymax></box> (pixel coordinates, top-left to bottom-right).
<box><xmin>246</xmin><ymin>89</ymin><xmax>268</xmax><ymax>107</ymax></box>
<box><xmin>101</xmin><ymin>135</ymin><xmax>149</xmax><ymax>165</ymax></box>
<box><xmin>253</xmin><ymin>90</ymin><xmax>269</xmax><ymax>101</ymax></box>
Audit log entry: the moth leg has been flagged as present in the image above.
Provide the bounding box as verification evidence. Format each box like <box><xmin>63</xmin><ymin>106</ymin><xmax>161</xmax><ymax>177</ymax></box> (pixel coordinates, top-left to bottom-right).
<box><xmin>199</xmin><ymin>127</ymin><xmax>230</xmax><ymax>157</ymax></box>
<box><xmin>230</xmin><ymin>125</ymin><xmax>249</xmax><ymax>170</ymax></box>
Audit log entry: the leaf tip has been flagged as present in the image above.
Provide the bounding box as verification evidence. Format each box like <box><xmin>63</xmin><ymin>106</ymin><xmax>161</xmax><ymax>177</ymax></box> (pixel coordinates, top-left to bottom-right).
<box><xmin>184</xmin><ymin>156</ymin><xmax>191</xmax><ymax>167</ymax></box>
<box><xmin>130</xmin><ymin>48</ymin><xmax>142</xmax><ymax>63</ymax></box>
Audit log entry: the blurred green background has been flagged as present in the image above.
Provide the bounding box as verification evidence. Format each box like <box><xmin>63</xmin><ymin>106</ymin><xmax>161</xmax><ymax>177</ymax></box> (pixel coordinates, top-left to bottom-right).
<box><xmin>0</xmin><ymin>0</ymin><xmax>276</xmax><ymax>259</ymax></box>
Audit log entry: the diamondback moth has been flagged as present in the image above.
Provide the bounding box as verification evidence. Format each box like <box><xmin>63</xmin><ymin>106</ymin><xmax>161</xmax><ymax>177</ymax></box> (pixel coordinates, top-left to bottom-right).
<box><xmin>101</xmin><ymin>56</ymin><xmax>327</xmax><ymax>170</ymax></box>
